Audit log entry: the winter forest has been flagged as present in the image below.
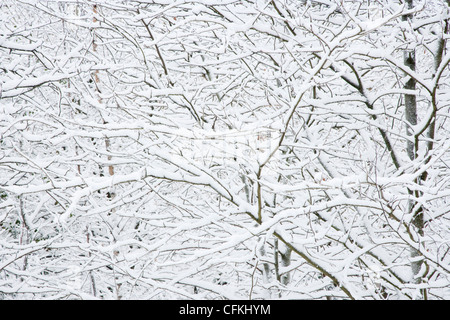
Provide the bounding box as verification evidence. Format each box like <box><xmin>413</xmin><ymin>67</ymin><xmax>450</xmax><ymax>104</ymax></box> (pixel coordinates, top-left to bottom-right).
<box><xmin>1</xmin><ymin>0</ymin><xmax>450</xmax><ymax>300</ymax></box>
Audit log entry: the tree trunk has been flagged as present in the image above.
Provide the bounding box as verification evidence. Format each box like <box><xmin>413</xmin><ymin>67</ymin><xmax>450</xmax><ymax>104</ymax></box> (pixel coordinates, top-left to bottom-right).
<box><xmin>403</xmin><ymin>0</ymin><xmax>426</xmax><ymax>299</ymax></box>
